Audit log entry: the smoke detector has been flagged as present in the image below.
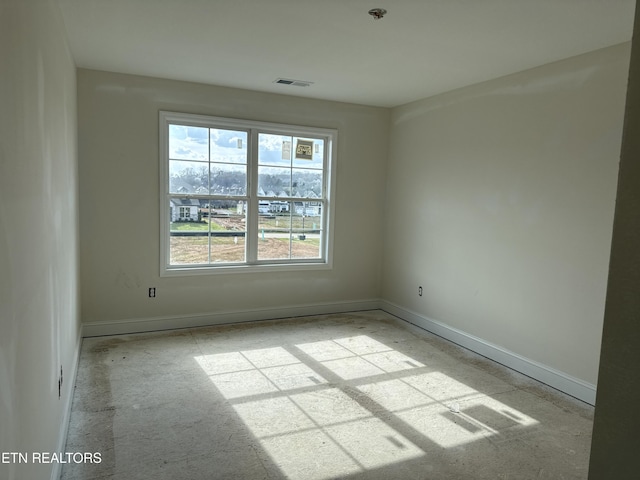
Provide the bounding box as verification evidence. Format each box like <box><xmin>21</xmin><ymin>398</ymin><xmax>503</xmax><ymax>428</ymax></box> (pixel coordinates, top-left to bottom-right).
<box><xmin>368</xmin><ymin>8</ymin><xmax>387</xmax><ymax>20</ymax></box>
<box><xmin>274</xmin><ymin>78</ymin><xmax>313</xmax><ymax>87</ymax></box>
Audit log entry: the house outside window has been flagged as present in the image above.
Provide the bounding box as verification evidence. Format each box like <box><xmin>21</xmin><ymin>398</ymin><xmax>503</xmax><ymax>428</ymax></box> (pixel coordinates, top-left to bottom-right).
<box><xmin>160</xmin><ymin>111</ymin><xmax>337</xmax><ymax>275</ymax></box>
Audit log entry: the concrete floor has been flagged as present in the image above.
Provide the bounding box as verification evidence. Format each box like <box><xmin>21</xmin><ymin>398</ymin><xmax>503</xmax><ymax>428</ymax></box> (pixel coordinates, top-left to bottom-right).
<box><xmin>62</xmin><ymin>310</ymin><xmax>594</xmax><ymax>480</ymax></box>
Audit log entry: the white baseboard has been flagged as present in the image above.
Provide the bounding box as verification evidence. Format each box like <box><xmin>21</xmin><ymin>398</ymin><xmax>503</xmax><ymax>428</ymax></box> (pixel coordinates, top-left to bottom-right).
<box><xmin>51</xmin><ymin>330</ymin><xmax>83</xmax><ymax>480</ymax></box>
<box><xmin>81</xmin><ymin>299</ymin><xmax>380</xmax><ymax>337</ymax></box>
<box><xmin>380</xmin><ymin>300</ymin><xmax>597</xmax><ymax>406</ymax></box>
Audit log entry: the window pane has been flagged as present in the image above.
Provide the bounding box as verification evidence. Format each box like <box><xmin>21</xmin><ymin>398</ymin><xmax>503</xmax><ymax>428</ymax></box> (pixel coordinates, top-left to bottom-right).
<box><xmin>258</xmin><ymin>166</ymin><xmax>291</xmax><ymax>197</ymax></box>
<box><xmin>169</xmin><ymin>125</ymin><xmax>209</xmax><ymax>160</ymax></box>
<box><xmin>291</xmin><ymin>169</ymin><xmax>323</xmax><ymax>198</ymax></box>
<box><xmin>259</xmin><ymin>133</ymin><xmax>292</xmax><ymax>167</ymax></box>
<box><xmin>257</xmin><ymin>202</ymin><xmax>322</xmax><ymax>261</ymax></box>
<box><xmin>210</xmin><ymin>128</ymin><xmax>247</xmax><ymax>165</ymax></box>
<box><xmin>257</xmin><ymin>234</ymin><xmax>291</xmax><ymax>261</ymax></box>
<box><xmin>257</xmin><ymin>231</ymin><xmax>321</xmax><ymax>261</ymax></box>
<box><xmin>292</xmin><ymin>202</ymin><xmax>322</xmax><ymax>229</ymax></box>
<box><xmin>170</xmin><ymin>236</ymin><xmax>208</xmax><ymax>265</ymax></box>
<box><xmin>210</xmin><ymin>164</ymin><xmax>247</xmax><ymax>196</ymax></box>
<box><xmin>170</xmin><ymin>236</ymin><xmax>209</xmax><ymax>265</ymax></box>
<box><xmin>292</xmin><ymin>202</ymin><xmax>322</xmax><ymax>259</ymax></box>
<box><xmin>210</xmin><ymin>236</ymin><xmax>246</xmax><ymax>263</ymax></box>
<box><xmin>258</xmin><ymin>202</ymin><xmax>291</xmax><ymax>260</ymax></box>
<box><xmin>258</xmin><ymin>204</ymin><xmax>291</xmax><ymax>235</ymax></box>
<box><xmin>169</xmin><ymin>198</ymin><xmax>208</xmax><ymax>264</ymax></box>
<box><xmin>291</xmin><ymin>235</ymin><xmax>321</xmax><ymax>259</ymax></box>
<box><xmin>209</xmin><ymin>200</ymin><xmax>246</xmax><ymax>263</ymax></box>
<box><xmin>169</xmin><ymin>161</ymin><xmax>209</xmax><ymax>194</ymax></box>
<box><xmin>292</xmin><ymin>137</ymin><xmax>324</xmax><ymax>169</ymax></box>
<box><xmin>258</xmin><ymin>202</ymin><xmax>291</xmax><ymax>227</ymax></box>
<box><xmin>169</xmin><ymin>199</ymin><xmax>247</xmax><ymax>265</ymax></box>
<box><xmin>170</xmin><ymin>198</ymin><xmax>205</xmax><ymax>224</ymax></box>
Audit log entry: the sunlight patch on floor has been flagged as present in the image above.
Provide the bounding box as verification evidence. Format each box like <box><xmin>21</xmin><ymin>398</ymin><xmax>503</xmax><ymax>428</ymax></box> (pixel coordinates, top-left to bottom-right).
<box><xmin>194</xmin><ymin>334</ymin><xmax>538</xmax><ymax>479</ymax></box>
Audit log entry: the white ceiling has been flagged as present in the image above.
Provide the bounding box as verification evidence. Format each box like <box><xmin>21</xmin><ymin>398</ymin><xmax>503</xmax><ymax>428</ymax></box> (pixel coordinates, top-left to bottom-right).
<box><xmin>57</xmin><ymin>0</ymin><xmax>636</xmax><ymax>108</ymax></box>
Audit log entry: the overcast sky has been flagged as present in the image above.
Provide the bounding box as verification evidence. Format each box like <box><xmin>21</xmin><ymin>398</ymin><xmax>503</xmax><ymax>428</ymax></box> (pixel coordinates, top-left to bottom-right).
<box><xmin>169</xmin><ymin>125</ymin><xmax>324</xmax><ymax>169</ymax></box>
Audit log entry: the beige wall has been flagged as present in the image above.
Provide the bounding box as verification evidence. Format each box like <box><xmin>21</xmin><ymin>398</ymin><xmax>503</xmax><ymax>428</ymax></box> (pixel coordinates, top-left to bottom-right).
<box><xmin>77</xmin><ymin>69</ymin><xmax>389</xmax><ymax>328</ymax></box>
<box><xmin>0</xmin><ymin>0</ymin><xmax>80</xmax><ymax>479</ymax></box>
<box><xmin>382</xmin><ymin>43</ymin><xmax>630</xmax><ymax>386</ymax></box>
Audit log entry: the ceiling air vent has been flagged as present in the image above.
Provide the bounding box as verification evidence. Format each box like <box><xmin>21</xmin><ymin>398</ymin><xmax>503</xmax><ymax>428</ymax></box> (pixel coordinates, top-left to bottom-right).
<box><xmin>274</xmin><ymin>78</ymin><xmax>313</xmax><ymax>87</ymax></box>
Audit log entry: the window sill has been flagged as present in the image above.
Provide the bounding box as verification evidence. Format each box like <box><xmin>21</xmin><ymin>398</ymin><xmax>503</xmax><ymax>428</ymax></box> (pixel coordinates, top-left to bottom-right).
<box><xmin>160</xmin><ymin>261</ymin><xmax>332</xmax><ymax>277</ymax></box>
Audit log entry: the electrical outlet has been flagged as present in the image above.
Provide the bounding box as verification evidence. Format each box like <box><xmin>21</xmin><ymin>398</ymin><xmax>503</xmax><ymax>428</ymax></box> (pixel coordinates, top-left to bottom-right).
<box><xmin>418</xmin><ymin>286</ymin><xmax>423</xmax><ymax>297</ymax></box>
<box><xmin>149</xmin><ymin>287</ymin><xmax>156</xmax><ymax>298</ymax></box>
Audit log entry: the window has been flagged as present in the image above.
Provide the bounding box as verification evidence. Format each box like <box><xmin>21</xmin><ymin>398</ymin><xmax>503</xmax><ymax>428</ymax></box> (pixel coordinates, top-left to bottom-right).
<box><xmin>160</xmin><ymin>111</ymin><xmax>337</xmax><ymax>275</ymax></box>
<box><xmin>179</xmin><ymin>206</ymin><xmax>191</xmax><ymax>220</ymax></box>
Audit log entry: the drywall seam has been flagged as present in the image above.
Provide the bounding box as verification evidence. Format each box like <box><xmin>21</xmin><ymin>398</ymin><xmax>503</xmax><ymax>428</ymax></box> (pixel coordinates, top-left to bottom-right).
<box><xmin>50</xmin><ymin>331</ymin><xmax>83</xmax><ymax>480</ymax></box>
<box><xmin>81</xmin><ymin>299</ymin><xmax>380</xmax><ymax>337</ymax></box>
<box><xmin>380</xmin><ymin>300</ymin><xmax>597</xmax><ymax>405</ymax></box>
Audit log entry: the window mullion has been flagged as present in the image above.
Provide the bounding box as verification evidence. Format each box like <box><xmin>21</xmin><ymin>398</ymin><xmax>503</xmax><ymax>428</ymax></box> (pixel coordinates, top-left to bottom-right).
<box><xmin>321</xmin><ymin>136</ymin><xmax>329</xmax><ymax>256</ymax></box>
<box><xmin>246</xmin><ymin>128</ymin><xmax>259</xmax><ymax>263</ymax></box>
<box><xmin>207</xmin><ymin>129</ymin><xmax>212</xmax><ymax>265</ymax></box>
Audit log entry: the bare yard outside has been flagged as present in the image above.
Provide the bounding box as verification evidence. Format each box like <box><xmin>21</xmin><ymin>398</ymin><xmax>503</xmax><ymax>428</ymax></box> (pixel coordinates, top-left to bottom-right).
<box><xmin>170</xmin><ymin>236</ymin><xmax>320</xmax><ymax>265</ymax></box>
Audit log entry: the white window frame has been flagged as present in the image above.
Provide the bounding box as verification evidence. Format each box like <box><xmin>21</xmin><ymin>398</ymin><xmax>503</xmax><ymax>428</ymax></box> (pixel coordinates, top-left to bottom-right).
<box><xmin>159</xmin><ymin>111</ymin><xmax>337</xmax><ymax>276</ymax></box>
